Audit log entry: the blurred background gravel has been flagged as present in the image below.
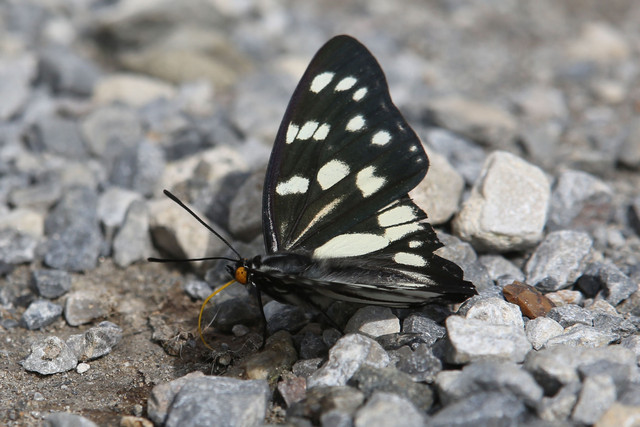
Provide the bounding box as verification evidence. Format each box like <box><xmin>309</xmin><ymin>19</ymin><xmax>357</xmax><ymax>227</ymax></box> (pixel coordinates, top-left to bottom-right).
<box><xmin>1</xmin><ymin>0</ymin><xmax>640</xmax><ymax>426</ymax></box>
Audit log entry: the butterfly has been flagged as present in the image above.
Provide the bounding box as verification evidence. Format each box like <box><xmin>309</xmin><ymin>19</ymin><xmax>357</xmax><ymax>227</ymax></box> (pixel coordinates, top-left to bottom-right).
<box><xmin>154</xmin><ymin>35</ymin><xmax>476</xmax><ymax>336</ymax></box>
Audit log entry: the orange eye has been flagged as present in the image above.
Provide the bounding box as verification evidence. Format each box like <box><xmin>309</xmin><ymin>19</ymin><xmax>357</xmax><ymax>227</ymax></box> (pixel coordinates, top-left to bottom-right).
<box><xmin>235</xmin><ymin>266</ymin><xmax>248</xmax><ymax>284</ymax></box>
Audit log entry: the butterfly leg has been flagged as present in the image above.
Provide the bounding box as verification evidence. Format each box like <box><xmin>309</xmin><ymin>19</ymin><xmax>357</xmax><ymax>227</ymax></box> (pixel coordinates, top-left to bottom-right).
<box><xmin>252</xmin><ymin>286</ymin><xmax>268</xmax><ymax>349</ymax></box>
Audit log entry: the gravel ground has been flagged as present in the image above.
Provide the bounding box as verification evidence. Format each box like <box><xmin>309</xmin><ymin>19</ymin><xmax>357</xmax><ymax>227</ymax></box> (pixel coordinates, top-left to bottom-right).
<box><xmin>1</xmin><ymin>0</ymin><xmax>640</xmax><ymax>426</ymax></box>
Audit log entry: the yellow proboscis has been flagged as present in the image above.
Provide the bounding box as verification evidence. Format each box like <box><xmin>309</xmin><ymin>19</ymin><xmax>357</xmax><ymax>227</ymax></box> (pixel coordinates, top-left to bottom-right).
<box><xmin>198</xmin><ymin>279</ymin><xmax>236</xmax><ymax>350</ymax></box>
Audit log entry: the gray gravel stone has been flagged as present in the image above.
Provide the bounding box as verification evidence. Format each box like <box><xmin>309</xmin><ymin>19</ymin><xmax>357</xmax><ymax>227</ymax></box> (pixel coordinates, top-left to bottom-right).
<box><xmin>147</xmin><ymin>371</ymin><xmax>206</xmax><ymax>425</ymax></box>
<box><xmin>547</xmin><ymin>169</ymin><xmax>613</xmax><ymax>232</ymax></box>
<box><xmin>64</xmin><ymin>290</ymin><xmax>109</xmax><ymax>326</ymax></box>
<box><xmin>536</xmin><ymin>381</ymin><xmax>581</xmax><ymax>422</ymax></box>
<box><xmin>523</xmin><ymin>345</ymin><xmax>636</xmax><ymax>394</ymax></box>
<box><xmin>427</xmin><ymin>97</ymin><xmax>518</xmax><ymax>149</ymax></box>
<box><xmin>459</xmin><ymin>296</ymin><xmax>524</xmax><ymax>328</ymax></box>
<box><xmin>577</xmin><ymin>261</ymin><xmax>637</xmax><ymax>304</ymax></box>
<box><xmin>348</xmin><ymin>365</ymin><xmax>433</xmax><ymax>411</ymax></box>
<box><xmin>621</xmin><ymin>335</ymin><xmax>640</xmax><ymax>364</ymax></box>
<box><xmin>410</xmin><ymin>148</ymin><xmax>464</xmax><ymax>224</ymax></box>
<box><xmin>344</xmin><ymin>306</ymin><xmax>400</xmax><ymax>337</ymax></box>
<box><xmin>435</xmin><ymin>232</ymin><xmax>494</xmax><ymax>292</ymax></box>
<box><xmin>390</xmin><ymin>344</ymin><xmax>442</xmax><ymax>383</ymax></box>
<box><xmin>445</xmin><ymin>316</ymin><xmax>531</xmax><ymax>363</ymax></box>
<box><xmin>81</xmin><ymin>105</ymin><xmax>143</xmax><ymax>160</ymax></box>
<box><xmin>478</xmin><ymin>254</ymin><xmax>525</xmax><ymax>282</ymax></box>
<box><xmin>525</xmin><ymin>317</ymin><xmax>565</xmax><ymax>350</ymax></box>
<box><xmin>435</xmin><ymin>360</ymin><xmax>543</xmax><ymax>406</ymax></box>
<box><xmin>0</xmin><ymin>54</ymin><xmax>35</xmax><ymax>120</ymax></box>
<box><xmin>547</xmin><ymin>304</ymin><xmax>594</xmax><ymax>327</ymax></box>
<box><xmin>109</xmin><ymin>140</ymin><xmax>165</xmax><ymax>197</ymax></box>
<box><xmin>8</xmin><ymin>177</ymin><xmax>62</xmax><ymax>211</ymax></box>
<box><xmin>31</xmin><ymin>269</ymin><xmax>71</xmax><ymax>299</ymax></box>
<box><xmin>288</xmin><ymin>385</ymin><xmax>365</xmax><ymax>424</ymax></box>
<box><xmin>43</xmin><ymin>412</ymin><xmax>99</xmax><ymax>427</ymax></box>
<box><xmin>263</xmin><ymin>300</ymin><xmax>310</xmax><ymax>335</ymax></box>
<box><xmin>65</xmin><ymin>321</ymin><xmax>122</xmax><ymax>361</ymax></box>
<box><xmin>22</xmin><ymin>335</ymin><xmax>77</xmax><ymax>375</ymax></box>
<box><xmin>525</xmin><ymin>230</ymin><xmax>593</xmax><ymax>291</ymax></box>
<box><xmin>228</xmin><ymin>170</ymin><xmax>264</xmax><ymax>241</ymax></box>
<box><xmin>571</xmin><ymin>374</ymin><xmax>616</xmax><ymax>424</ymax></box>
<box><xmin>354</xmin><ymin>392</ymin><xmax>427</xmax><ymax>427</ymax></box>
<box><xmin>113</xmin><ymin>200</ymin><xmax>153</xmax><ymax>267</ymax></box>
<box><xmin>29</xmin><ymin>116</ymin><xmax>88</xmax><ymax>159</ymax></box>
<box><xmin>453</xmin><ymin>151</ymin><xmax>550</xmax><ymax>252</ymax></box>
<box><xmin>0</xmin><ymin>228</ymin><xmax>38</xmax><ymax>264</ymax></box>
<box><xmin>401</xmin><ymin>313</ymin><xmax>446</xmax><ymax>345</ymax></box>
<box><xmin>96</xmin><ymin>186</ymin><xmax>142</xmax><ymax>234</ymax></box>
<box><xmin>148</xmin><ymin>197</ymin><xmax>228</xmax><ymax>262</ymax></box>
<box><xmin>183</xmin><ymin>280</ymin><xmax>213</xmax><ymax>300</ymax></box>
<box><xmin>545</xmin><ymin>324</ymin><xmax>617</xmax><ymax>348</ymax></box>
<box><xmin>43</xmin><ymin>186</ymin><xmax>102</xmax><ymax>272</ymax></box>
<box><xmin>307</xmin><ymin>334</ymin><xmax>390</xmax><ymax>388</ymax></box>
<box><xmin>38</xmin><ymin>46</ymin><xmax>100</xmax><ymax>96</ymax></box>
<box><xmin>22</xmin><ymin>299</ymin><xmax>63</xmax><ymax>329</ymax></box>
<box><xmin>428</xmin><ymin>391</ymin><xmax>526</xmax><ymax>427</ymax></box>
<box><xmin>423</xmin><ymin>128</ymin><xmax>486</xmax><ymax>184</ymax></box>
<box><xmin>164</xmin><ymin>376</ymin><xmax>269</xmax><ymax>427</ymax></box>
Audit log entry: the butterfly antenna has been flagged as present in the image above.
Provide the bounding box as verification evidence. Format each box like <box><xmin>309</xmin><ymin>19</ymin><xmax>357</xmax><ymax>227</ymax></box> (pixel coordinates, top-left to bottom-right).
<box><xmin>161</xmin><ymin>189</ymin><xmax>242</xmax><ymax>259</ymax></box>
<box><xmin>148</xmin><ymin>256</ymin><xmax>238</xmax><ymax>263</ymax></box>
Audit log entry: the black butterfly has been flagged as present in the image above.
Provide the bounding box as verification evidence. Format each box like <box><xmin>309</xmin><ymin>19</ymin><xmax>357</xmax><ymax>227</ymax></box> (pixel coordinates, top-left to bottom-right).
<box><xmin>154</xmin><ymin>35</ymin><xmax>475</xmax><ymax>332</ymax></box>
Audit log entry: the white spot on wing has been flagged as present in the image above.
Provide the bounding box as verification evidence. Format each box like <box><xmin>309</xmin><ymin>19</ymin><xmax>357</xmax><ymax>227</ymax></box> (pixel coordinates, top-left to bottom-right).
<box><xmin>314</xmin><ymin>233</ymin><xmax>389</xmax><ymax>258</ymax></box>
<box><xmin>297</xmin><ymin>121</ymin><xmax>319</xmax><ymax>140</ymax></box>
<box><xmin>353</xmin><ymin>87</ymin><xmax>367</xmax><ymax>101</ymax></box>
<box><xmin>409</xmin><ymin>240</ymin><xmax>422</xmax><ymax>248</ymax></box>
<box><xmin>317</xmin><ymin>160</ymin><xmax>350</xmax><ymax>190</ymax></box>
<box><xmin>378</xmin><ymin>205</ymin><xmax>416</xmax><ymax>227</ymax></box>
<box><xmin>346</xmin><ymin>115</ymin><xmax>365</xmax><ymax>132</ymax></box>
<box><xmin>394</xmin><ymin>252</ymin><xmax>427</xmax><ymax>267</ymax></box>
<box><xmin>313</xmin><ymin>124</ymin><xmax>330</xmax><ymax>140</ymax></box>
<box><xmin>356</xmin><ymin>166</ymin><xmax>385</xmax><ymax>197</ymax></box>
<box><xmin>310</xmin><ymin>72</ymin><xmax>334</xmax><ymax>93</ymax></box>
<box><xmin>372</xmin><ymin>131</ymin><xmax>391</xmax><ymax>146</ymax></box>
<box><xmin>276</xmin><ymin>176</ymin><xmax>309</xmax><ymax>195</ymax></box>
<box><xmin>335</xmin><ymin>76</ymin><xmax>357</xmax><ymax>91</ymax></box>
<box><xmin>385</xmin><ymin>223</ymin><xmax>421</xmax><ymax>242</ymax></box>
<box><xmin>286</xmin><ymin>124</ymin><xmax>299</xmax><ymax>144</ymax></box>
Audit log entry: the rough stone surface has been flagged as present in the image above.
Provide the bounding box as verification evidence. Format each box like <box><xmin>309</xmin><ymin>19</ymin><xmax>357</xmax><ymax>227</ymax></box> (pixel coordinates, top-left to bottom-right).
<box><xmin>113</xmin><ymin>200</ymin><xmax>153</xmax><ymax>267</ymax></box>
<box><xmin>525</xmin><ymin>317</ymin><xmax>565</xmax><ymax>350</ymax></box>
<box><xmin>354</xmin><ymin>392</ymin><xmax>427</xmax><ymax>427</ymax></box>
<box><xmin>22</xmin><ymin>336</ymin><xmax>78</xmax><ymax>375</ymax></box>
<box><xmin>572</xmin><ymin>374</ymin><xmax>617</xmax><ymax>424</ymax></box>
<box><xmin>307</xmin><ymin>334</ymin><xmax>390</xmax><ymax>388</ymax></box>
<box><xmin>547</xmin><ymin>169</ymin><xmax>613</xmax><ymax>232</ymax></box>
<box><xmin>31</xmin><ymin>269</ymin><xmax>71</xmax><ymax>299</ymax></box>
<box><xmin>453</xmin><ymin>151</ymin><xmax>550</xmax><ymax>252</ymax></box>
<box><xmin>410</xmin><ymin>148</ymin><xmax>464</xmax><ymax>224</ymax></box>
<box><xmin>435</xmin><ymin>360</ymin><xmax>543</xmax><ymax>406</ymax></box>
<box><xmin>428</xmin><ymin>392</ymin><xmax>526</xmax><ymax>427</ymax></box>
<box><xmin>445</xmin><ymin>316</ymin><xmax>531</xmax><ymax>363</ymax></box>
<box><xmin>22</xmin><ymin>299</ymin><xmax>63</xmax><ymax>330</ymax></box>
<box><xmin>163</xmin><ymin>376</ymin><xmax>269</xmax><ymax>427</ymax></box>
<box><xmin>525</xmin><ymin>230</ymin><xmax>593</xmax><ymax>291</ymax></box>
<box><xmin>344</xmin><ymin>306</ymin><xmax>401</xmax><ymax>337</ymax></box>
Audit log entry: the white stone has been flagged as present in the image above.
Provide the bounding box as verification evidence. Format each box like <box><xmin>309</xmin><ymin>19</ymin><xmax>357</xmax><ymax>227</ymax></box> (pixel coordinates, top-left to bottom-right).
<box><xmin>453</xmin><ymin>151</ymin><xmax>550</xmax><ymax>252</ymax></box>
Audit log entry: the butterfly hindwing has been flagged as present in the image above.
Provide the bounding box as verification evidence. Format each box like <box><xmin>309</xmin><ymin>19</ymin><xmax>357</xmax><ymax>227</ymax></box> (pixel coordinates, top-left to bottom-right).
<box><xmin>263</xmin><ymin>35</ymin><xmax>429</xmax><ymax>254</ymax></box>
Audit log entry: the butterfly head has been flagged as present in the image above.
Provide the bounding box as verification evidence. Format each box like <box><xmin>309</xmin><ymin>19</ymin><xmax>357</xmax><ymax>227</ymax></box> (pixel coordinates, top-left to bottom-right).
<box><xmin>226</xmin><ymin>256</ymin><xmax>262</xmax><ymax>286</ymax></box>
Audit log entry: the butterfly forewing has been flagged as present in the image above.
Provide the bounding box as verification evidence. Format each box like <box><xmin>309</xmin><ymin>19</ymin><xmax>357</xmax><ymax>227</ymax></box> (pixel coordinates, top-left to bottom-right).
<box><xmin>258</xmin><ymin>35</ymin><xmax>476</xmax><ymax>307</ymax></box>
<box><xmin>263</xmin><ymin>35</ymin><xmax>429</xmax><ymax>254</ymax></box>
